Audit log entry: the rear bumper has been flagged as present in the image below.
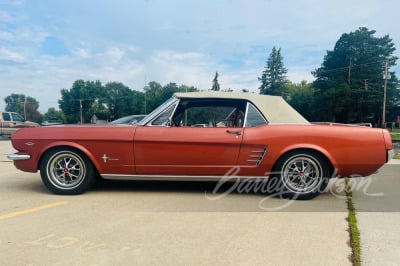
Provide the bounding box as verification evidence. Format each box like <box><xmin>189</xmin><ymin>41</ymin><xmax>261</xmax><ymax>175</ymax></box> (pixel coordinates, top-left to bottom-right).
<box><xmin>387</xmin><ymin>149</ymin><xmax>395</xmax><ymax>162</ymax></box>
<box><xmin>7</xmin><ymin>153</ymin><xmax>31</xmax><ymax>160</ymax></box>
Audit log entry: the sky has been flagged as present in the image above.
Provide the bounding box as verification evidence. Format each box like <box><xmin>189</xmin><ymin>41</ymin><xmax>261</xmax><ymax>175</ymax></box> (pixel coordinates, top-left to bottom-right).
<box><xmin>1</xmin><ymin>0</ymin><xmax>399</xmax><ymax>113</ymax></box>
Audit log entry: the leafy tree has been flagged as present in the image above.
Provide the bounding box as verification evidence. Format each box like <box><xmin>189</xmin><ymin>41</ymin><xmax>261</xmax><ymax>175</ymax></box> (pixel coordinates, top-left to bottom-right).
<box><xmin>143</xmin><ymin>81</ymin><xmax>164</xmax><ymax>113</ymax></box>
<box><xmin>313</xmin><ymin>27</ymin><xmax>399</xmax><ymax>124</ymax></box>
<box><xmin>211</xmin><ymin>71</ymin><xmax>220</xmax><ymax>91</ymax></box>
<box><xmin>43</xmin><ymin>107</ymin><xmax>64</xmax><ymax>122</ymax></box>
<box><xmin>178</xmin><ymin>84</ymin><xmax>198</xmax><ymax>93</ymax></box>
<box><xmin>102</xmin><ymin>82</ymin><xmax>134</xmax><ymax>120</ymax></box>
<box><xmin>4</xmin><ymin>93</ymin><xmax>41</xmax><ymax>122</ymax></box>
<box><xmin>143</xmin><ymin>82</ymin><xmax>199</xmax><ymax>113</ymax></box>
<box><xmin>131</xmin><ymin>90</ymin><xmax>145</xmax><ymax>115</ymax></box>
<box><xmin>59</xmin><ymin>80</ymin><xmax>102</xmax><ymax>123</ymax></box>
<box><xmin>259</xmin><ymin>47</ymin><xmax>288</xmax><ymax>96</ymax></box>
<box><xmin>286</xmin><ymin>81</ymin><xmax>315</xmax><ymax>121</ymax></box>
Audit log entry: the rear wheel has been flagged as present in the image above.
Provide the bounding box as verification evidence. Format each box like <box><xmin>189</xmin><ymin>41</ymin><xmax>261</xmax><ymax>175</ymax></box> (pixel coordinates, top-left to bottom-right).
<box><xmin>40</xmin><ymin>148</ymin><xmax>97</xmax><ymax>195</ymax></box>
<box><xmin>269</xmin><ymin>150</ymin><xmax>331</xmax><ymax>200</ymax></box>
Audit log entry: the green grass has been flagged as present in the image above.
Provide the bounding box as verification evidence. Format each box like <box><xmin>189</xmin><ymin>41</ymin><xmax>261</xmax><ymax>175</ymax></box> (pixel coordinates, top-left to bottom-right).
<box><xmin>391</xmin><ymin>134</ymin><xmax>400</xmax><ymax>141</ymax></box>
<box><xmin>394</xmin><ymin>154</ymin><xmax>400</xmax><ymax>160</ymax></box>
<box><xmin>345</xmin><ymin>179</ymin><xmax>361</xmax><ymax>266</ymax></box>
<box><xmin>387</xmin><ymin>127</ymin><xmax>400</xmax><ymax>141</ymax></box>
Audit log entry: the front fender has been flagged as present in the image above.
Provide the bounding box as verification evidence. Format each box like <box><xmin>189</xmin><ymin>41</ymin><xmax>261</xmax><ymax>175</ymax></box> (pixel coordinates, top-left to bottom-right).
<box><xmin>38</xmin><ymin>141</ymin><xmax>101</xmax><ymax>172</ymax></box>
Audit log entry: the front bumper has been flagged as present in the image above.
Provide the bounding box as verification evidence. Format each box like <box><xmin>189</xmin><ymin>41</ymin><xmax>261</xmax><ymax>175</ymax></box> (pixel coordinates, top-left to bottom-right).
<box><xmin>7</xmin><ymin>153</ymin><xmax>31</xmax><ymax>160</ymax></box>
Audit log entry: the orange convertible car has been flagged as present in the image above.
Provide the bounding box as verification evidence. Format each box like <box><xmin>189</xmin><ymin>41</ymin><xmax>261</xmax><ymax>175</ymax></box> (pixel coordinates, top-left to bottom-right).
<box><xmin>8</xmin><ymin>92</ymin><xmax>394</xmax><ymax>199</ymax></box>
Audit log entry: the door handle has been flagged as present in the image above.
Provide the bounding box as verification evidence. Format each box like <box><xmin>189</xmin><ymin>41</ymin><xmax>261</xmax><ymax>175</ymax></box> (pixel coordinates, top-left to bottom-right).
<box><xmin>226</xmin><ymin>129</ymin><xmax>242</xmax><ymax>136</ymax></box>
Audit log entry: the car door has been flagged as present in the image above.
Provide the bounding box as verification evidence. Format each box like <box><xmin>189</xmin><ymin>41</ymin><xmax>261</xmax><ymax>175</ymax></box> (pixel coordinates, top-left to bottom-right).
<box><xmin>133</xmin><ymin>99</ymin><xmax>246</xmax><ymax>176</ymax></box>
<box><xmin>1</xmin><ymin>112</ymin><xmax>14</xmax><ymax>135</ymax></box>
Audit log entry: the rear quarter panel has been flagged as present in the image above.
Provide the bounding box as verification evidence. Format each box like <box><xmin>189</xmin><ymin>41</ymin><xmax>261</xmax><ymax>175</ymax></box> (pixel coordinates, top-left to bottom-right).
<box><xmin>239</xmin><ymin>124</ymin><xmax>388</xmax><ymax>177</ymax></box>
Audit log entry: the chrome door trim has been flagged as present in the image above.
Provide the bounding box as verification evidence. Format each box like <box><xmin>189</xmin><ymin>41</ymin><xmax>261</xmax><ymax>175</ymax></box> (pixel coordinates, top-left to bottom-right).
<box><xmin>101</xmin><ymin>174</ymin><xmax>269</xmax><ymax>181</ymax></box>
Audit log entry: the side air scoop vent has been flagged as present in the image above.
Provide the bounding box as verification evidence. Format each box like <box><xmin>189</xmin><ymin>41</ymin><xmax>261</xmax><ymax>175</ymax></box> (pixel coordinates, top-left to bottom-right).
<box><xmin>247</xmin><ymin>147</ymin><xmax>267</xmax><ymax>166</ymax></box>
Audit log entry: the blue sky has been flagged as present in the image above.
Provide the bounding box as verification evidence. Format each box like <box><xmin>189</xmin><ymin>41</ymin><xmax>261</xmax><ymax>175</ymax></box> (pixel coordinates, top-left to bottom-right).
<box><xmin>1</xmin><ymin>0</ymin><xmax>399</xmax><ymax>112</ymax></box>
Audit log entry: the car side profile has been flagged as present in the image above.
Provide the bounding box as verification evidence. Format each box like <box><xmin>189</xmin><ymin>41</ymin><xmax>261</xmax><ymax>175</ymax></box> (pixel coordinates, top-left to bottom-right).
<box><xmin>8</xmin><ymin>92</ymin><xmax>394</xmax><ymax>200</ymax></box>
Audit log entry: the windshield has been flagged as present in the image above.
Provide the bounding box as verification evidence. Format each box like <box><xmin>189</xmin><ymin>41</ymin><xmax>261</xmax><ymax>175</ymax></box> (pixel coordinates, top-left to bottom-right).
<box><xmin>137</xmin><ymin>97</ymin><xmax>178</xmax><ymax>125</ymax></box>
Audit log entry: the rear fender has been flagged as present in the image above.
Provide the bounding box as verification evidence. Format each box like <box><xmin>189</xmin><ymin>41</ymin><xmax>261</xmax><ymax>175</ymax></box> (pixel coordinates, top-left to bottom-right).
<box><xmin>275</xmin><ymin>144</ymin><xmax>337</xmax><ymax>175</ymax></box>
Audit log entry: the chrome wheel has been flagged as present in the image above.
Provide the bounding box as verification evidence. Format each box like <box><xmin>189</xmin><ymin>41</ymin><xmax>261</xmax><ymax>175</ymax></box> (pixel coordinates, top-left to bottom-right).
<box><xmin>271</xmin><ymin>150</ymin><xmax>331</xmax><ymax>200</ymax></box>
<box><xmin>46</xmin><ymin>151</ymin><xmax>86</xmax><ymax>189</ymax></box>
<box><xmin>40</xmin><ymin>148</ymin><xmax>97</xmax><ymax>195</ymax></box>
<box><xmin>281</xmin><ymin>154</ymin><xmax>323</xmax><ymax>193</ymax></box>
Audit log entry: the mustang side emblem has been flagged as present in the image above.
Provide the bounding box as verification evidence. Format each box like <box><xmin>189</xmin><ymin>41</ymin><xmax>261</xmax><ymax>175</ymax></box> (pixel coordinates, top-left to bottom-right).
<box><xmin>101</xmin><ymin>154</ymin><xmax>119</xmax><ymax>163</ymax></box>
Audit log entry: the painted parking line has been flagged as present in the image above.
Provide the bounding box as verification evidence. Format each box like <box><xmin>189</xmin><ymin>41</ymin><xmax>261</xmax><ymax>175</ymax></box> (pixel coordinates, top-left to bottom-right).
<box><xmin>0</xmin><ymin>201</ymin><xmax>68</xmax><ymax>220</ymax></box>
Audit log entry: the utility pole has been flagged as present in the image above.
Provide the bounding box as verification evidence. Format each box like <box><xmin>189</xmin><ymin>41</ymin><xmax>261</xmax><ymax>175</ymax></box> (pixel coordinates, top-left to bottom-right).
<box><xmin>24</xmin><ymin>97</ymin><xmax>27</xmax><ymax>120</ymax></box>
<box><xmin>348</xmin><ymin>58</ymin><xmax>352</xmax><ymax>84</ymax></box>
<box><xmin>382</xmin><ymin>61</ymin><xmax>388</xmax><ymax>128</ymax></box>
<box><xmin>79</xmin><ymin>99</ymin><xmax>83</xmax><ymax>124</ymax></box>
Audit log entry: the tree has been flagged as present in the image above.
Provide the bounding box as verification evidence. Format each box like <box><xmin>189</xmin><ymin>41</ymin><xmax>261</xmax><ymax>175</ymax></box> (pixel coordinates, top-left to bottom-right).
<box><xmin>59</xmin><ymin>80</ymin><xmax>102</xmax><ymax>123</ymax></box>
<box><xmin>313</xmin><ymin>27</ymin><xmax>399</xmax><ymax>124</ymax></box>
<box><xmin>102</xmin><ymin>82</ymin><xmax>134</xmax><ymax>120</ymax></box>
<box><xmin>43</xmin><ymin>107</ymin><xmax>64</xmax><ymax>122</ymax></box>
<box><xmin>4</xmin><ymin>93</ymin><xmax>41</xmax><ymax>122</ymax></box>
<box><xmin>142</xmin><ymin>82</ymin><xmax>199</xmax><ymax>114</ymax></box>
<box><xmin>211</xmin><ymin>71</ymin><xmax>220</xmax><ymax>91</ymax></box>
<box><xmin>286</xmin><ymin>81</ymin><xmax>315</xmax><ymax>121</ymax></box>
<box><xmin>259</xmin><ymin>47</ymin><xmax>288</xmax><ymax>96</ymax></box>
<box><xmin>143</xmin><ymin>81</ymin><xmax>164</xmax><ymax>113</ymax></box>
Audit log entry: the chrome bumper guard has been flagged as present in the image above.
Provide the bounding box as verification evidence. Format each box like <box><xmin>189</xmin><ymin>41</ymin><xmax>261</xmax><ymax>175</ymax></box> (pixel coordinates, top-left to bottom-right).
<box><xmin>7</xmin><ymin>153</ymin><xmax>31</xmax><ymax>160</ymax></box>
<box><xmin>387</xmin><ymin>149</ymin><xmax>395</xmax><ymax>162</ymax></box>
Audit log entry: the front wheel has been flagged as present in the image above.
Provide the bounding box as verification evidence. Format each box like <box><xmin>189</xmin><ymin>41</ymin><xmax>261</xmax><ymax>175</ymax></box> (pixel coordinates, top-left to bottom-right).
<box><xmin>269</xmin><ymin>151</ymin><xmax>331</xmax><ymax>200</ymax></box>
<box><xmin>40</xmin><ymin>148</ymin><xmax>97</xmax><ymax>195</ymax></box>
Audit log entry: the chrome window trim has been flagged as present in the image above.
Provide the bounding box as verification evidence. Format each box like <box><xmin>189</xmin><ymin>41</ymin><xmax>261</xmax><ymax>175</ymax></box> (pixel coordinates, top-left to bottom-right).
<box><xmin>244</xmin><ymin>102</ymin><xmax>268</xmax><ymax>128</ymax></box>
<box><xmin>137</xmin><ymin>97</ymin><xmax>179</xmax><ymax>126</ymax></box>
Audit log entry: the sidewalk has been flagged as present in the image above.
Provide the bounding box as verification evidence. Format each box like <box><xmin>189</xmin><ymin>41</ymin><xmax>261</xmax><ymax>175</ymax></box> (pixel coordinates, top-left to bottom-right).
<box><xmin>352</xmin><ymin>161</ymin><xmax>400</xmax><ymax>265</ymax></box>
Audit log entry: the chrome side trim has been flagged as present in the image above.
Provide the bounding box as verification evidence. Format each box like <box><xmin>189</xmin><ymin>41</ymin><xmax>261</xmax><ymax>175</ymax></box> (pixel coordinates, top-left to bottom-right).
<box><xmin>101</xmin><ymin>174</ymin><xmax>269</xmax><ymax>182</ymax></box>
<box><xmin>7</xmin><ymin>153</ymin><xmax>31</xmax><ymax>160</ymax></box>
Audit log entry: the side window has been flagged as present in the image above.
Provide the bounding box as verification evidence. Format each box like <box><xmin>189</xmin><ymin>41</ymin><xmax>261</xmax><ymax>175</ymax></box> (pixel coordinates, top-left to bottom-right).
<box><xmin>171</xmin><ymin>100</ymin><xmax>245</xmax><ymax>128</ymax></box>
<box><xmin>11</xmin><ymin>113</ymin><xmax>24</xmax><ymax>122</ymax></box>
<box><xmin>245</xmin><ymin>103</ymin><xmax>267</xmax><ymax>127</ymax></box>
<box><xmin>151</xmin><ymin>104</ymin><xmax>176</xmax><ymax>126</ymax></box>
<box><xmin>2</xmin><ymin>113</ymin><xmax>11</xmax><ymax>121</ymax></box>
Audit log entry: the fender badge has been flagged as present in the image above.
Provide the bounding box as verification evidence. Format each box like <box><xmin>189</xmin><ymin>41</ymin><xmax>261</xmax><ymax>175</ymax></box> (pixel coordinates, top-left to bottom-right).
<box><xmin>25</xmin><ymin>142</ymin><xmax>35</xmax><ymax>146</ymax></box>
<box><xmin>101</xmin><ymin>154</ymin><xmax>119</xmax><ymax>163</ymax></box>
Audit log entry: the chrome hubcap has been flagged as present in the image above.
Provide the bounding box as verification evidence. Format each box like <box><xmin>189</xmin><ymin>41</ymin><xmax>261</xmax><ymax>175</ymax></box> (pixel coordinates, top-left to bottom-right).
<box><xmin>47</xmin><ymin>152</ymin><xmax>86</xmax><ymax>189</ymax></box>
<box><xmin>281</xmin><ymin>155</ymin><xmax>323</xmax><ymax>193</ymax></box>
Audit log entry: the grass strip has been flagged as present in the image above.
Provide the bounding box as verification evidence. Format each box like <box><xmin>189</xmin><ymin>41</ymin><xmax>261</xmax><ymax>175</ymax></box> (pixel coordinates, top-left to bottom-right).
<box><xmin>345</xmin><ymin>178</ymin><xmax>361</xmax><ymax>266</ymax></box>
<box><xmin>391</xmin><ymin>134</ymin><xmax>400</xmax><ymax>141</ymax></box>
<box><xmin>394</xmin><ymin>154</ymin><xmax>400</xmax><ymax>160</ymax></box>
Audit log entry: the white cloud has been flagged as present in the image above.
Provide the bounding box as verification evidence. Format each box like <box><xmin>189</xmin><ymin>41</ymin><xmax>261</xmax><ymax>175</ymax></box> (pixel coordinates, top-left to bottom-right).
<box><xmin>0</xmin><ymin>0</ymin><xmax>399</xmax><ymax>113</ymax></box>
<box><xmin>0</xmin><ymin>47</ymin><xmax>24</xmax><ymax>62</ymax></box>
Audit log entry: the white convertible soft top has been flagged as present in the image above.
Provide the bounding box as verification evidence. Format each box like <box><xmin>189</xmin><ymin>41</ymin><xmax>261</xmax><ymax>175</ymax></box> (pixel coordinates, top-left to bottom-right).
<box><xmin>174</xmin><ymin>91</ymin><xmax>310</xmax><ymax>124</ymax></box>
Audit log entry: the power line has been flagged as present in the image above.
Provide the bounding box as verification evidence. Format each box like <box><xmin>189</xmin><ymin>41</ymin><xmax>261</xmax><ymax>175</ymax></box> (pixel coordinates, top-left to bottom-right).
<box><xmin>316</xmin><ymin>59</ymin><xmax>391</xmax><ymax>74</ymax></box>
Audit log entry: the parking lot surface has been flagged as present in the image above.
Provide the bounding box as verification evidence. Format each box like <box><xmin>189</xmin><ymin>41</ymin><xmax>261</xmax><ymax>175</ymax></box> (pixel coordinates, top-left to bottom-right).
<box><xmin>2</xmin><ymin>140</ymin><xmax>398</xmax><ymax>265</ymax></box>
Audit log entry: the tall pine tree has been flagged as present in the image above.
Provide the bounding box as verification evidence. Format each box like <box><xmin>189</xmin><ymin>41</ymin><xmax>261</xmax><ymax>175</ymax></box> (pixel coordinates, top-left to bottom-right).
<box><xmin>211</xmin><ymin>71</ymin><xmax>220</xmax><ymax>91</ymax></box>
<box><xmin>259</xmin><ymin>47</ymin><xmax>288</xmax><ymax>96</ymax></box>
<box><xmin>312</xmin><ymin>27</ymin><xmax>399</xmax><ymax>124</ymax></box>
